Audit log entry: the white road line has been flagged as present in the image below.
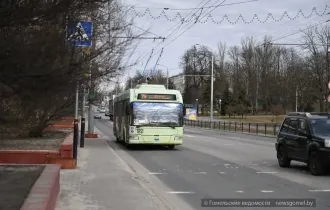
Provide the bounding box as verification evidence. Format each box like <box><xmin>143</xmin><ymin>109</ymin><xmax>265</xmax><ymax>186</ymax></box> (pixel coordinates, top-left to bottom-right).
<box><xmin>261</xmin><ymin>190</ymin><xmax>274</xmax><ymax>193</ymax></box>
<box><xmin>236</xmin><ymin>191</ymin><xmax>244</xmax><ymax>193</ymax></box>
<box><xmin>184</xmin><ymin>134</ymin><xmax>196</xmax><ymax>138</ymax></box>
<box><xmin>308</xmin><ymin>189</ymin><xmax>330</xmax><ymax>192</ymax></box>
<box><xmin>218</xmin><ymin>172</ymin><xmax>226</xmax><ymax>174</ymax></box>
<box><xmin>148</xmin><ymin>172</ymin><xmax>168</xmax><ymax>175</ymax></box>
<box><xmin>167</xmin><ymin>191</ymin><xmax>195</xmax><ymax>194</ymax></box>
<box><xmin>193</xmin><ymin>172</ymin><xmax>207</xmax><ymax>174</ymax></box>
<box><xmin>256</xmin><ymin>172</ymin><xmax>278</xmax><ymax>174</ymax></box>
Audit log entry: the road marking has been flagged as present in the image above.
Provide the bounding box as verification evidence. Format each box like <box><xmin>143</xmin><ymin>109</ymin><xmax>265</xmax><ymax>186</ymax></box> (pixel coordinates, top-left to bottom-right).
<box><xmin>308</xmin><ymin>189</ymin><xmax>330</xmax><ymax>192</ymax></box>
<box><xmin>167</xmin><ymin>191</ymin><xmax>195</xmax><ymax>194</ymax></box>
<box><xmin>218</xmin><ymin>172</ymin><xmax>226</xmax><ymax>174</ymax></box>
<box><xmin>261</xmin><ymin>190</ymin><xmax>274</xmax><ymax>193</ymax></box>
<box><xmin>236</xmin><ymin>191</ymin><xmax>244</xmax><ymax>193</ymax></box>
<box><xmin>256</xmin><ymin>172</ymin><xmax>278</xmax><ymax>174</ymax></box>
<box><xmin>148</xmin><ymin>172</ymin><xmax>168</xmax><ymax>175</ymax></box>
<box><xmin>193</xmin><ymin>172</ymin><xmax>207</xmax><ymax>174</ymax></box>
<box><xmin>184</xmin><ymin>134</ymin><xmax>196</xmax><ymax>138</ymax></box>
<box><xmin>224</xmin><ymin>144</ymin><xmax>234</xmax><ymax>145</ymax></box>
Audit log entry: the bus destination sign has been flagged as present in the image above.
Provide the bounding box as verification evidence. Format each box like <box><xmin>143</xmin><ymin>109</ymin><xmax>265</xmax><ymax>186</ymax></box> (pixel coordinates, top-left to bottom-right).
<box><xmin>137</xmin><ymin>94</ymin><xmax>176</xmax><ymax>100</ymax></box>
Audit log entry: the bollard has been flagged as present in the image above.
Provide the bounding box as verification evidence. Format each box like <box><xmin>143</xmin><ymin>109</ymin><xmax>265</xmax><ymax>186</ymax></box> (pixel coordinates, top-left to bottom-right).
<box><xmin>80</xmin><ymin>117</ymin><xmax>85</xmax><ymax>148</ymax></box>
<box><xmin>73</xmin><ymin>119</ymin><xmax>79</xmax><ymax>159</ymax></box>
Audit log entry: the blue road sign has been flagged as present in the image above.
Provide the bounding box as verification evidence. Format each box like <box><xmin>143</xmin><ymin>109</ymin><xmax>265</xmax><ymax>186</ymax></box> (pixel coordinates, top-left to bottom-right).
<box><xmin>67</xmin><ymin>21</ymin><xmax>93</xmax><ymax>47</ymax></box>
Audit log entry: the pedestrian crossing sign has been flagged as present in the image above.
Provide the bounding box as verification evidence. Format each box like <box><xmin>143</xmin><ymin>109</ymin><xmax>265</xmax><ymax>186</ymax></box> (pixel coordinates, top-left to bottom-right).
<box><xmin>67</xmin><ymin>21</ymin><xmax>93</xmax><ymax>47</ymax></box>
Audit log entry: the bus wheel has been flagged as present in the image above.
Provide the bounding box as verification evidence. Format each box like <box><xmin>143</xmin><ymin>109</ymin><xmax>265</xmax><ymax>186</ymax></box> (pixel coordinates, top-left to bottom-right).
<box><xmin>123</xmin><ymin>132</ymin><xmax>131</xmax><ymax>149</ymax></box>
<box><xmin>168</xmin><ymin>145</ymin><xmax>175</xmax><ymax>149</ymax></box>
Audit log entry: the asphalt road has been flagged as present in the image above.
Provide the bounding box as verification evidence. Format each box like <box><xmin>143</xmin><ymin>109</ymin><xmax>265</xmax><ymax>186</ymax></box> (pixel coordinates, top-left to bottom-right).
<box><xmin>93</xmin><ymin>115</ymin><xmax>330</xmax><ymax>210</ymax></box>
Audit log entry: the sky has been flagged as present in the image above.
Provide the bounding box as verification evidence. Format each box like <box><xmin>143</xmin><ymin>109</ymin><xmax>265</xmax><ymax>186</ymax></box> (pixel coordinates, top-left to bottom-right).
<box><xmin>100</xmin><ymin>0</ymin><xmax>329</xmax><ymax>91</ymax></box>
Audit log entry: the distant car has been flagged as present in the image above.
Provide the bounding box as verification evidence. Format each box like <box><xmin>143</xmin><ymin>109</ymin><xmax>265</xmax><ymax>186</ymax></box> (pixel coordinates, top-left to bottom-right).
<box><xmin>94</xmin><ymin>114</ymin><xmax>102</xmax><ymax>119</ymax></box>
<box><xmin>100</xmin><ymin>108</ymin><xmax>105</xmax><ymax>113</ymax></box>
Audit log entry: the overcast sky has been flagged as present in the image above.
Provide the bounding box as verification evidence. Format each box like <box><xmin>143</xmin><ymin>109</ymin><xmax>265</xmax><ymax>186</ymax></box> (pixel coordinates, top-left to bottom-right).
<box><xmin>101</xmin><ymin>0</ymin><xmax>329</xmax><ymax>91</ymax></box>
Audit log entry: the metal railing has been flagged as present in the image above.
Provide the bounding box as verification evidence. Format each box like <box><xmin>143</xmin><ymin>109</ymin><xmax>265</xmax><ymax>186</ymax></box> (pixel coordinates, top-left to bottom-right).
<box><xmin>184</xmin><ymin>119</ymin><xmax>280</xmax><ymax>136</ymax></box>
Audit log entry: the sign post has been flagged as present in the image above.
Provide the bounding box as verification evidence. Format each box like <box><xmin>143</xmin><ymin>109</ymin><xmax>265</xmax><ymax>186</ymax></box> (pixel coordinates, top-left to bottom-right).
<box><xmin>328</xmin><ymin>82</ymin><xmax>330</xmax><ymax>112</ymax></box>
<box><xmin>67</xmin><ymin>21</ymin><xmax>93</xmax><ymax>162</ymax></box>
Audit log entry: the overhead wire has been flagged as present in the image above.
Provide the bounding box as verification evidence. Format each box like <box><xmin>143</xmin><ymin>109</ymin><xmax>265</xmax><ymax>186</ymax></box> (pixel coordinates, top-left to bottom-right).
<box><xmin>134</xmin><ymin>0</ymin><xmax>214</xmax><ymax>65</ymax></box>
<box><xmin>127</xmin><ymin>4</ymin><xmax>328</xmax><ymax>24</ymax></box>
<box><xmin>253</xmin><ymin>1</ymin><xmax>329</xmax><ymax>42</ymax></box>
<box><xmin>130</xmin><ymin>24</ymin><xmax>162</xmax><ymax>37</ymax></box>
<box><xmin>144</xmin><ymin>0</ymin><xmax>232</xmax><ymax>61</ymax></box>
<box><xmin>123</xmin><ymin>0</ymin><xmax>257</xmax><ymax>10</ymax></box>
<box><xmin>132</xmin><ymin>1</ymin><xmax>328</xmax><ymax>69</ymax></box>
<box><xmin>268</xmin><ymin>20</ymin><xmax>329</xmax><ymax>43</ymax></box>
<box><xmin>134</xmin><ymin>0</ymin><xmax>211</xmax><ymax>64</ymax></box>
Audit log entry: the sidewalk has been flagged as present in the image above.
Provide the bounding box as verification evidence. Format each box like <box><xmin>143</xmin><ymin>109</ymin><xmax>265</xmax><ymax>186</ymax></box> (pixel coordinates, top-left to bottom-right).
<box><xmin>55</xmin><ymin>137</ymin><xmax>166</xmax><ymax>210</ymax></box>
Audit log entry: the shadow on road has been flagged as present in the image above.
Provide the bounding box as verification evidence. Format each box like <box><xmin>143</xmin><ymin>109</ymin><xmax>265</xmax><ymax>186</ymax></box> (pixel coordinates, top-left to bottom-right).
<box><xmin>106</xmin><ymin>140</ymin><xmax>180</xmax><ymax>151</ymax></box>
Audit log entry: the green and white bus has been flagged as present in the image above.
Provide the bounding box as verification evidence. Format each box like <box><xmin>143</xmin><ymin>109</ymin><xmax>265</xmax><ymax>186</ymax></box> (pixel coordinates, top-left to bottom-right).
<box><xmin>112</xmin><ymin>84</ymin><xmax>184</xmax><ymax>149</ymax></box>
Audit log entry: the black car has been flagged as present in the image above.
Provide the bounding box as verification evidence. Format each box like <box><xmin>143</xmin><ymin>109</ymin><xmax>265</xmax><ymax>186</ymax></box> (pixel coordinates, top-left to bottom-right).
<box><xmin>275</xmin><ymin>112</ymin><xmax>330</xmax><ymax>175</ymax></box>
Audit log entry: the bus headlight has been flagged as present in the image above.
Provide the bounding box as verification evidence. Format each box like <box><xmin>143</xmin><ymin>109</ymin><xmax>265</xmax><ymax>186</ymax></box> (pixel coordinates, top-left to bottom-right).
<box><xmin>130</xmin><ymin>136</ymin><xmax>139</xmax><ymax>140</ymax></box>
<box><xmin>174</xmin><ymin>136</ymin><xmax>182</xmax><ymax>141</ymax></box>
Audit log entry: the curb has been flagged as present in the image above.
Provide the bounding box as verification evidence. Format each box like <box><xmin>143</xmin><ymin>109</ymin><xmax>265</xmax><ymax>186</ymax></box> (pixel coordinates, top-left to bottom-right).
<box><xmin>85</xmin><ymin>133</ymin><xmax>98</xmax><ymax>138</ymax></box>
<box><xmin>20</xmin><ymin>164</ymin><xmax>60</xmax><ymax>210</ymax></box>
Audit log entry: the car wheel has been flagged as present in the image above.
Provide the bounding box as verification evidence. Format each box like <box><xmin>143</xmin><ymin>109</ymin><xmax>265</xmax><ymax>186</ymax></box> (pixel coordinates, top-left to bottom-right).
<box><xmin>277</xmin><ymin>146</ymin><xmax>291</xmax><ymax>167</ymax></box>
<box><xmin>308</xmin><ymin>151</ymin><xmax>326</xmax><ymax>176</ymax></box>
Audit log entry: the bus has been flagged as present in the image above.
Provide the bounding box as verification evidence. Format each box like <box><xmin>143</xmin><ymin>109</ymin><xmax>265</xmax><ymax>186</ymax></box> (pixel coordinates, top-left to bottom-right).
<box><xmin>113</xmin><ymin>84</ymin><xmax>184</xmax><ymax>149</ymax></box>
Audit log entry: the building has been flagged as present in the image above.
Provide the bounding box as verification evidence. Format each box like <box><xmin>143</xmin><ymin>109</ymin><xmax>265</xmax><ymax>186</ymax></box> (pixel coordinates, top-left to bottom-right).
<box><xmin>168</xmin><ymin>73</ymin><xmax>184</xmax><ymax>94</ymax></box>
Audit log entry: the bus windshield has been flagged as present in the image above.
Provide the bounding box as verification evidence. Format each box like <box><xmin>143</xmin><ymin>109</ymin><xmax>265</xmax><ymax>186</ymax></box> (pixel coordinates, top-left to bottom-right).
<box><xmin>131</xmin><ymin>102</ymin><xmax>183</xmax><ymax>127</ymax></box>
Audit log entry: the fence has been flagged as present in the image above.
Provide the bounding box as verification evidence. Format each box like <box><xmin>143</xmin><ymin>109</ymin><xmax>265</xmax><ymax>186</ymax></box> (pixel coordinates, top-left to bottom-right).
<box><xmin>184</xmin><ymin>120</ymin><xmax>281</xmax><ymax>136</ymax></box>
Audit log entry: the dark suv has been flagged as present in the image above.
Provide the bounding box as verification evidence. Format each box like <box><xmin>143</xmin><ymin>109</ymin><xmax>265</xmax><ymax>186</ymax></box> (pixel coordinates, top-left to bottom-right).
<box><xmin>275</xmin><ymin>112</ymin><xmax>330</xmax><ymax>175</ymax></box>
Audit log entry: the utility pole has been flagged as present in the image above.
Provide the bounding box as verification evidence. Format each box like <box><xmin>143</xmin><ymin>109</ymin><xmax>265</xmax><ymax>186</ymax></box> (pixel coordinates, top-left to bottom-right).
<box><xmin>157</xmin><ymin>64</ymin><xmax>169</xmax><ymax>89</ymax></box>
<box><xmin>195</xmin><ymin>44</ymin><xmax>215</xmax><ymax>121</ymax></box>
<box><xmin>73</xmin><ymin>81</ymin><xmax>79</xmax><ymax>160</ymax></box>
<box><xmin>295</xmin><ymin>86</ymin><xmax>298</xmax><ymax>112</ymax></box>
<box><xmin>210</xmin><ymin>54</ymin><xmax>214</xmax><ymax>121</ymax></box>
<box><xmin>327</xmin><ymin>35</ymin><xmax>330</xmax><ymax>112</ymax></box>
<box><xmin>167</xmin><ymin>69</ymin><xmax>169</xmax><ymax>89</ymax></box>
<box><xmin>80</xmin><ymin>84</ymin><xmax>86</xmax><ymax>148</ymax></box>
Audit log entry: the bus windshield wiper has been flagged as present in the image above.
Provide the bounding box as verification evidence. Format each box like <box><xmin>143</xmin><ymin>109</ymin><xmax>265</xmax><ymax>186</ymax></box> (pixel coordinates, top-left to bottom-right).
<box><xmin>162</xmin><ymin>122</ymin><xmax>176</xmax><ymax>129</ymax></box>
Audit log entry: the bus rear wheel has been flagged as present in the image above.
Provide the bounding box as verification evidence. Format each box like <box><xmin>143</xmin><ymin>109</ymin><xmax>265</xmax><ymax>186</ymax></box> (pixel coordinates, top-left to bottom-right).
<box><xmin>168</xmin><ymin>145</ymin><xmax>175</xmax><ymax>149</ymax></box>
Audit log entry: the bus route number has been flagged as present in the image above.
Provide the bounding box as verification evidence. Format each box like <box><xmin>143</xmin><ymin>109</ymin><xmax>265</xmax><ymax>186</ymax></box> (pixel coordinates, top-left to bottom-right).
<box><xmin>137</xmin><ymin>128</ymin><xmax>143</xmax><ymax>134</ymax></box>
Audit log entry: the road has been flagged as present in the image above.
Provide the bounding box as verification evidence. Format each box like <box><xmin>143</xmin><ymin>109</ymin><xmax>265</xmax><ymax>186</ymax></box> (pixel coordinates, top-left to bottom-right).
<box><xmin>93</xmin><ymin>113</ymin><xmax>330</xmax><ymax>210</ymax></box>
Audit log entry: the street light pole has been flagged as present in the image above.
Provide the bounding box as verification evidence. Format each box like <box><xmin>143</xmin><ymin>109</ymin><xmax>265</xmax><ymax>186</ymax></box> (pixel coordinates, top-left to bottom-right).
<box><xmin>195</xmin><ymin>44</ymin><xmax>214</xmax><ymax>121</ymax></box>
<box><xmin>157</xmin><ymin>64</ymin><xmax>169</xmax><ymax>89</ymax></box>
<box><xmin>211</xmin><ymin>55</ymin><xmax>214</xmax><ymax>121</ymax></box>
<box><xmin>219</xmin><ymin>99</ymin><xmax>222</xmax><ymax>118</ymax></box>
<box><xmin>196</xmin><ymin>99</ymin><xmax>199</xmax><ymax>115</ymax></box>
